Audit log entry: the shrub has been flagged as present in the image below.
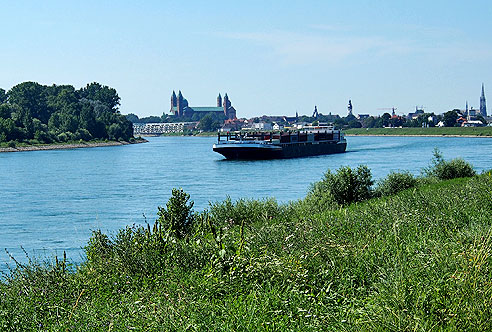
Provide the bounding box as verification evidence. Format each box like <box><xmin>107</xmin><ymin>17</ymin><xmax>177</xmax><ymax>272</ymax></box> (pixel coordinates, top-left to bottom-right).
<box><xmin>375</xmin><ymin>171</ymin><xmax>417</xmax><ymax>197</ymax></box>
<box><xmin>75</xmin><ymin>128</ymin><xmax>92</xmax><ymax>141</ymax></box>
<box><xmin>157</xmin><ymin>188</ymin><xmax>194</xmax><ymax>239</ymax></box>
<box><xmin>311</xmin><ymin>165</ymin><xmax>374</xmax><ymax>206</ymax></box>
<box><xmin>425</xmin><ymin>149</ymin><xmax>476</xmax><ymax>180</ymax></box>
<box><xmin>7</xmin><ymin>140</ymin><xmax>16</xmax><ymax>148</ymax></box>
<box><xmin>57</xmin><ymin>132</ymin><xmax>69</xmax><ymax>142</ymax></box>
<box><xmin>208</xmin><ymin>197</ymin><xmax>281</xmax><ymax>227</ymax></box>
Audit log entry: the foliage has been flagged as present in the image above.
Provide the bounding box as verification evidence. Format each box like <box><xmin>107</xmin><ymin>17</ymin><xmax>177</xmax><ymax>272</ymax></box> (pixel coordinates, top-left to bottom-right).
<box><xmin>208</xmin><ymin>196</ymin><xmax>282</xmax><ymax>227</ymax></box>
<box><xmin>0</xmin><ymin>81</ymin><xmax>133</xmax><ymax>144</ymax></box>
<box><xmin>311</xmin><ymin>165</ymin><xmax>374</xmax><ymax>205</ymax></box>
<box><xmin>374</xmin><ymin>171</ymin><xmax>417</xmax><ymax>197</ymax></box>
<box><xmin>424</xmin><ymin>148</ymin><xmax>476</xmax><ymax>180</ymax></box>
<box><xmin>443</xmin><ymin>110</ymin><xmax>459</xmax><ymax>127</ymax></box>
<box><xmin>157</xmin><ymin>188</ymin><xmax>195</xmax><ymax>239</ymax></box>
<box><xmin>0</xmin><ymin>88</ymin><xmax>6</xmax><ymax>104</ymax></box>
<box><xmin>198</xmin><ymin>112</ymin><xmax>225</xmax><ymax>131</ymax></box>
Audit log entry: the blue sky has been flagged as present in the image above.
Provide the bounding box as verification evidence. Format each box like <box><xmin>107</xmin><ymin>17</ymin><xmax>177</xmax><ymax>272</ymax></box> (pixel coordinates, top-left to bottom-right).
<box><xmin>1</xmin><ymin>1</ymin><xmax>491</xmax><ymax>118</ymax></box>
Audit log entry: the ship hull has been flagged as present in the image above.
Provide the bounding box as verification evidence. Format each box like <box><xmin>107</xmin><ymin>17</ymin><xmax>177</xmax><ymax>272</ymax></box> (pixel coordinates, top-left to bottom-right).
<box><xmin>213</xmin><ymin>141</ymin><xmax>347</xmax><ymax>160</ymax></box>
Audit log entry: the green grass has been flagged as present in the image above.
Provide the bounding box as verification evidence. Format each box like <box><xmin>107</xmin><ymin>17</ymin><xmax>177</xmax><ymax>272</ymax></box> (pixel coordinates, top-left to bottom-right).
<box><xmin>345</xmin><ymin>127</ymin><xmax>492</xmax><ymax>137</ymax></box>
<box><xmin>1</xmin><ymin>173</ymin><xmax>492</xmax><ymax>330</ymax></box>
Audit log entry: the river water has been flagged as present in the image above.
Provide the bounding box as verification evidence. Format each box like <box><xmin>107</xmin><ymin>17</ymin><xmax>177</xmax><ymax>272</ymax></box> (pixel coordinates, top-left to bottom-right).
<box><xmin>1</xmin><ymin>135</ymin><xmax>491</xmax><ymax>268</ymax></box>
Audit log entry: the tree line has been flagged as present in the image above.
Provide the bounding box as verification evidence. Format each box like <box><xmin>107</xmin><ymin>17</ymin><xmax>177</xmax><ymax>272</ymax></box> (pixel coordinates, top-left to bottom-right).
<box><xmin>0</xmin><ymin>81</ymin><xmax>133</xmax><ymax>145</ymax></box>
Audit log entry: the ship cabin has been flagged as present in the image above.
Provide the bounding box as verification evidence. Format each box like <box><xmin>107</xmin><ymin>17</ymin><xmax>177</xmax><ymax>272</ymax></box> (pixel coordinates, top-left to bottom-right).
<box><xmin>216</xmin><ymin>126</ymin><xmax>343</xmax><ymax>145</ymax></box>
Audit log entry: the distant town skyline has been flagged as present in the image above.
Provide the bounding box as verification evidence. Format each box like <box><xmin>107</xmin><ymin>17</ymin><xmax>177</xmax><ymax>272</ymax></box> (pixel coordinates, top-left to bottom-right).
<box><xmin>1</xmin><ymin>1</ymin><xmax>491</xmax><ymax>118</ymax></box>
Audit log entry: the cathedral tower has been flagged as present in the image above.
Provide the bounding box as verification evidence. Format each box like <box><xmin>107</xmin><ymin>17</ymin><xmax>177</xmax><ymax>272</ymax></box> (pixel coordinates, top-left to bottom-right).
<box><xmin>171</xmin><ymin>90</ymin><xmax>177</xmax><ymax>109</ymax></box>
<box><xmin>223</xmin><ymin>93</ymin><xmax>231</xmax><ymax>116</ymax></box>
<box><xmin>480</xmin><ymin>83</ymin><xmax>487</xmax><ymax>117</ymax></box>
<box><xmin>217</xmin><ymin>93</ymin><xmax>222</xmax><ymax>107</ymax></box>
<box><xmin>177</xmin><ymin>90</ymin><xmax>184</xmax><ymax>117</ymax></box>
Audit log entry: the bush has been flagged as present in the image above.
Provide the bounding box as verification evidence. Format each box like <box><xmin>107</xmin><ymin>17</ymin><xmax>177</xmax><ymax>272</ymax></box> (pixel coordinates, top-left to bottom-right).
<box><xmin>311</xmin><ymin>165</ymin><xmax>374</xmax><ymax>206</ymax></box>
<box><xmin>74</xmin><ymin>128</ymin><xmax>92</xmax><ymax>141</ymax></box>
<box><xmin>375</xmin><ymin>171</ymin><xmax>417</xmax><ymax>197</ymax></box>
<box><xmin>157</xmin><ymin>188</ymin><xmax>194</xmax><ymax>239</ymax></box>
<box><xmin>208</xmin><ymin>197</ymin><xmax>281</xmax><ymax>227</ymax></box>
<box><xmin>7</xmin><ymin>140</ymin><xmax>16</xmax><ymax>148</ymax></box>
<box><xmin>57</xmin><ymin>132</ymin><xmax>69</xmax><ymax>142</ymax></box>
<box><xmin>425</xmin><ymin>149</ymin><xmax>476</xmax><ymax>180</ymax></box>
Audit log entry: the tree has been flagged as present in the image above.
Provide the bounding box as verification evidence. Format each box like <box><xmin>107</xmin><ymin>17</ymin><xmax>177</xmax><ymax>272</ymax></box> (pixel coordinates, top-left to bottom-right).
<box><xmin>362</xmin><ymin>116</ymin><xmax>377</xmax><ymax>128</ymax></box>
<box><xmin>157</xmin><ymin>188</ymin><xmax>194</xmax><ymax>239</ymax></box>
<box><xmin>8</xmin><ymin>82</ymin><xmax>50</xmax><ymax>123</ymax></box>
<box><xmin>0</xmin><ymin>81</ymin><xmax>133</xmax><ymax>144</ymax></box>
<box><xmin>0</xmin><ymin>88</ymin><xmax>6</xmax><ymax>104</ymax></box>
<box><xmin>78</xmin><ymin>82</ymin><xmax>120</xmax><ymax>112</ymax></box>
<box><xmin>381</xmin><ymin>113</ymin><xmax>391</xmax><ymax>127</ymax></box>
<box><xmin>348</xmin><ymin>119</ymin><xmax>362</xmax><ymax>128</ymax></box>
<box><xmin>443</xmin><ymin>110</ymin><xmax>458</xmax><ymax>127</ymax></box>
<box><xmin>126</xmin><ymin>113</ymin><xmax>140</xmax><ymax>123</ymax></box>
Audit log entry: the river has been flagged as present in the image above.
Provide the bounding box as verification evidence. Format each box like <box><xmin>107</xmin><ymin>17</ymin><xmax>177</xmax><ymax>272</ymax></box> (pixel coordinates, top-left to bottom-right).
<box><xmin>1</xmin><ymin>135</ymin><xmax>491</xmax><ymax>268</ymax></box>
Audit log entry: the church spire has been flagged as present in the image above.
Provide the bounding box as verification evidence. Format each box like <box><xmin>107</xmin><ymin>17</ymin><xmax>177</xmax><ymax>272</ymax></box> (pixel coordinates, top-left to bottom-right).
<box><xmin>480</xmin><ymin>83</ymin><xmax>487</xmax><ymax>117</ymax></box>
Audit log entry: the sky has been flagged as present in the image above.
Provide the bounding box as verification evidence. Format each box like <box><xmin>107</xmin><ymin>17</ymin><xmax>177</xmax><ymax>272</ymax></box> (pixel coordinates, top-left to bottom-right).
<box><xmin>1</xmin><ymin>0</ymin><xmax>491</xmax><ymax>118</ymax></box>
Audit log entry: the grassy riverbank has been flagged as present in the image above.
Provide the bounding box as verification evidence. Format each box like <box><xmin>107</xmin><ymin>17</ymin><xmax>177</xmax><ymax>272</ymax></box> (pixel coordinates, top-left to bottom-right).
<box><xmin>0</xmin><ymin>138</ymin><xmax>147</xmax><ymax>153</ymax></box>
<box><xmin>345</xmin><ymin>127</ymin><xmax>492</xmax><ymax>137</ymax></box>
<box><xmin>1</xmin><ymin>161</ymin><xmax>491</xmax><ymax>330</ymax></box>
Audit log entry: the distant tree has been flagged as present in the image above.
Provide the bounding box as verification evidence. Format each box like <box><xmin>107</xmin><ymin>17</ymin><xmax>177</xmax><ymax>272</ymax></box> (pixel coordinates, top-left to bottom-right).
<box><xmin>443</xmin><ymin>110</ymin><xmax>458</xmax><ymax>127</ymax></box>
<box><xmin>126</xmin><ymin>113</ymin><xmax>140</xmax><ymax>123</ymax></box>
<box><xmin>0</xmin><ymin>81</ymin><xmax>133</xmax><ymax>144</ymax></box>
<box><xmin>7</xmin><ymin>82</ymin><xmax>50</xmax><ymax>123</ymax></box>
<box><xmin>78</xmin><ymin>82</ymin><xmax>120</xmax><ymax>112</ymax></box>
<box><xmin>389</xmin><ymin>116</ymin><xmax>406</xmax><ymax>127</ymax></box>
<box><xmin>140</xmin><ymin>116</ymin><xmax>162</xmax><ymax>123</ymax></box>
<box><xmin>348</xmin><ymin>119</ymin><xmax>362</xmax><ymax>128</ymax></box>
<box><xmin>362</xmin><ymin>116</ymin><xmax>377</xmax><ymax>128</ymax></box>
<box><xmin>0</xmin><ymin>88</ymin><xmax>6</xmax><ymax>104</ymax></box>
<box><xmin>198</xmin><ymin>114</ymin><xmax>214</xmax><ymax>131</ymax></box>
<box><xmin>334</xmin><ymin>117</ymin><xmax>347</xmax><ymax>128</ymax></box>
<box><xmin>381</xmin><ymin>113</ymin><xmax>391</xmax><ymax>127</ymax></box>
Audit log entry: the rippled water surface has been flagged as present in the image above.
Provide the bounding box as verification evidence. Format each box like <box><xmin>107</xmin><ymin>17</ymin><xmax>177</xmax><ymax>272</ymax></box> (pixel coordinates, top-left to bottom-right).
<box><xmin>1</xmin><ymin>135</ymin><xmax>491</xmax><ymax>267</ymax></box>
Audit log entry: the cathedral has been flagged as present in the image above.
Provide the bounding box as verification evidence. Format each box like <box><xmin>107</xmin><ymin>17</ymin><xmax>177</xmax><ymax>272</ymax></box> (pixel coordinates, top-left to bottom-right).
<box><xmin>170</xmin><ymin>91</ymin><xmax>237</xmax><ymax>120</ymax></box>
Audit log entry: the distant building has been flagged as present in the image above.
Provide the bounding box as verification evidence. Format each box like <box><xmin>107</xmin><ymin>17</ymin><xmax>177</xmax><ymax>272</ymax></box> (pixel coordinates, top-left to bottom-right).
<box><xmin>170</xmin><ymin>91</ymin><xmax>237</xmax><ymax>120</ymax></box>
<box><xmin>408</xmin><ymin>107</ymin><xmax>425</xmax><ymax>120</ymax></box>
<box><xmin>480</xmin><ymin>83</ymin><xmax>487</xmax><ymax>117</ymax></box>
<box><xmin>252</xmin><ymin>122</ymin><xmax>273</xmax><ymax>131</ymax></box>
<box><xmin>133</xmin><ymin>122</ymin><xmax>197</xmax><ymax>135</ymax></box>
<box><xmin>273</xmin><ymin>123</ymin><xmax>283</xmax><ymax>130</ymax></box>
<box><xmin>462</xmin><ymin>120</ymin><xmax>483</xmax><ymax>127</ymax></box>
<box><xmin>348</xmin><ymin>100</ymin><xmax>353</xmax><ymax>116</ymax></box>
<box><xmin>357</xmin><ymin>114</ymin><xmax>370</xmax><ymax>120</ymax></box>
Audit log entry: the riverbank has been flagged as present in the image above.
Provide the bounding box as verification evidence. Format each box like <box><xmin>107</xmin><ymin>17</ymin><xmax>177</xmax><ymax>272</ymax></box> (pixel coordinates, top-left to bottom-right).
<box><xmin>0</xmin><ymin>138</ymin><xmax>147</xmax><ymax>153</ymax></box>
<box><xmin>345</xmin><ymin>127</ymin><xmax>492</xmax><ymax>137</ymax></box>
<box><xmin>1</xmin><ymin>161</ymin><xmax>491</xmax><ymax>330</ymax></box>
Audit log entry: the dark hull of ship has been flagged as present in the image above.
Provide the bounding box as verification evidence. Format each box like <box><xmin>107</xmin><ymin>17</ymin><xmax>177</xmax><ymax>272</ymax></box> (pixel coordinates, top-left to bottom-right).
<box><xmin>213</xmin><ymin>141</ymin><xmax>347</xmax><ymax>160</ymax></box>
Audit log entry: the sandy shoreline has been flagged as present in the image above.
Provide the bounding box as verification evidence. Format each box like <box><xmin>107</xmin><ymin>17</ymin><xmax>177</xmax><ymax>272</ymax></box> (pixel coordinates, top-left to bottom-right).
<box><xmin>0</xmin><ymin>139</ymin><xmax>147</xmax><ymax>153</ymax></box>
<box><xmin>345</xmin><ymin>134</ymin><xmax>492</xmax><ymax>138</ymax></box>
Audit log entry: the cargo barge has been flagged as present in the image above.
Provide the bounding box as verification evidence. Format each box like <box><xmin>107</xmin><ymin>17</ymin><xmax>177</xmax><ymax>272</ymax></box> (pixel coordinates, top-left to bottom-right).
<box><xmin>213</xmin><ymin>126</ymin><xmax>347</xmax><ymax>160</ymax></box>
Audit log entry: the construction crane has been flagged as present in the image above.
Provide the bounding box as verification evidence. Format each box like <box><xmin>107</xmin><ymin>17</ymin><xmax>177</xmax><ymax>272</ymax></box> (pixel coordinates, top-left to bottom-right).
<box><xmin>377</xmin><ymin>107</ymin><xmax>398</xmax><ymax>116</ymax></box>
